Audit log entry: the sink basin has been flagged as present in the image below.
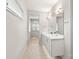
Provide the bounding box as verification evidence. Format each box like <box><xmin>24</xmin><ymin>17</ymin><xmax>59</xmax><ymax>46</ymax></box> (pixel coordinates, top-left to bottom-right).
<box><xmin>42</xmin><ymin>32</ymin><xmax>64</xmax><ymax>39</ymax></box>
<box><xmin>52</xmin><ymin>34</ymin><xmax>59</xmax><ymax>36</ymax></box>
<box><xmin>50</xmin><ymin>34</ymin><xmax>64</xmax><ymax>39</ymax></box>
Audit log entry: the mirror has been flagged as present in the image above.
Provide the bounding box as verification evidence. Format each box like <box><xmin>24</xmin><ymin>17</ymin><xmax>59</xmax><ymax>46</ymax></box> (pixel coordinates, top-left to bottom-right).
<box><xmin>47</xmin><ymin>4</ymin><xmax>64</xmax><ymax>34</ymax></box>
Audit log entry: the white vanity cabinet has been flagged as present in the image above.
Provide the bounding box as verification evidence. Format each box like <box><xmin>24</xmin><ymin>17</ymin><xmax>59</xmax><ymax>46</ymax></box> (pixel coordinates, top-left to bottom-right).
<box><xmin>51</xmin><ymin>39</ymin><xmax>64</xmax><ymax>56</ymax></box>
<box><xmin>41</xmin><ymin>33</ymin><xmax>64</xmax><ymax>57</ymax></box>
<box><xmin>41</xmin><ymin>34</ymin><xmax>49</xmax><ymax>50</ymax></box>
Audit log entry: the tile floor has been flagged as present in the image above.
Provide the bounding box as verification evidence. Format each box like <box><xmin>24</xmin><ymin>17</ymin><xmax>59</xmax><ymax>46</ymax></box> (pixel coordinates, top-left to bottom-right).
<box><xmin>22</xmin><ymin>37</ymin><xmax>49</xmax><ymax>59</ymax></box>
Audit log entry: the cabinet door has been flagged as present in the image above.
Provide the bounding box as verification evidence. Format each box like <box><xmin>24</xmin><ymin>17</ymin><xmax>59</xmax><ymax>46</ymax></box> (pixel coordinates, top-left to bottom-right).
<box><xmin>51</xmin><ymin>39</ymin><xmax>64</xmax><ymax>56</ymax></box>
<box><xmin>44</xmin><ymin>36</ymin><xmax>49</xmax><ymax>50</ymax></box>
<box><xmin>47</xmin><ymin>39</ymin><xmax>52</xmax><ymax>55</ymax></box>
<box><xmin>42</xmin><ymin>35</ymin><xmax>44</xmax><ymax>45</ymax></box>
<box><xmin>41</xmin><ymin>35</ymin><xmax>48</xmax><ymax>50</ymax></box>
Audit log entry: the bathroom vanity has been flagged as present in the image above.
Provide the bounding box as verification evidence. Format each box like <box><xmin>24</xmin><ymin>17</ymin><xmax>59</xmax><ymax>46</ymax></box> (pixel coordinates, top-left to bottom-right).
<box><xmin>41</xmin><ymin>6</ymin><xmax>65</xmax><ymax>57</ymax></box>
<box><xmin>41</xmin><ymin>32</ymin><xmax>64</xmax><ymax>57</ymax></box>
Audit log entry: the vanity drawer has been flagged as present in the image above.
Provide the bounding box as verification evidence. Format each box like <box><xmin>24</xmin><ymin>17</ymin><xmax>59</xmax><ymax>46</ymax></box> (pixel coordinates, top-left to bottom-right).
<box><xmin>51</xmin><ymin>39</ymin><xmax>64</xmax><ymax>56</ymax></box>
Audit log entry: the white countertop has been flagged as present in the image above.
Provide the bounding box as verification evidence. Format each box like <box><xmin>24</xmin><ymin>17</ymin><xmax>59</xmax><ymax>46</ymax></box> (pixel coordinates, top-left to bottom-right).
<box><xmin>42</xmin><ymin>32</ymin><xmax>64</xmax><ymax>39</ymax></box>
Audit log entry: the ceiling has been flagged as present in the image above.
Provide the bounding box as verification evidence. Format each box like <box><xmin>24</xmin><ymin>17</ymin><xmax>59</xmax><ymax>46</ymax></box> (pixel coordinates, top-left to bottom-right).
<box><xmin>25</xmin><ymin>0</ymin><xmax>59</xmax><ymax>12</ymax></box>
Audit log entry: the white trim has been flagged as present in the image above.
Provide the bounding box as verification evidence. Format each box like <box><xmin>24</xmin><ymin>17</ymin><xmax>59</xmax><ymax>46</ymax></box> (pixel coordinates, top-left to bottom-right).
<box><xmin>6</xmin><ymin>7</ymin><xmax>23</xmax><ymax>20</ymax></box>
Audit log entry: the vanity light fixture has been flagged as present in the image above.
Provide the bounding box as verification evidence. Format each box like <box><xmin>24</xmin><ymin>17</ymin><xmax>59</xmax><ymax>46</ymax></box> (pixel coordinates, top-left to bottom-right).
<box><xmin>55</xmin><ymin>8</ymin><xmax>63</xmax><ymax>15</ymax></box>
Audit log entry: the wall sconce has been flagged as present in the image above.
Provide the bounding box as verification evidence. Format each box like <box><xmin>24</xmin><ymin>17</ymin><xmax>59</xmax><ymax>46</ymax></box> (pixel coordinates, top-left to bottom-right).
<box><xmin>55</xmin><ymin>8</ymin><xmax>64</xmax><ymax>15</ymax></box>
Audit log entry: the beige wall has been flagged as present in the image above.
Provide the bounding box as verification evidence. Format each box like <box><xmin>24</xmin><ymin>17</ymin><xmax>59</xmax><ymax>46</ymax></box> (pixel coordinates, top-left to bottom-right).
<box><xmin>48</xmin><ymin>16</ymin><xmax>56</xmax><ymax>33</ymax></box>
<box><xmin>6</xmin><ymin>0</ymin><xmax>27</xmax><ymax>59</ymax></box>
<box><xmin>40</xmin><ymin>12</ymin><xmax>48</xmax><ymax>33</ymax></box>
<box><xmin>40</xmin><ymin>12</ymin><xmax>57</xmax><ymax>34</ymax></box>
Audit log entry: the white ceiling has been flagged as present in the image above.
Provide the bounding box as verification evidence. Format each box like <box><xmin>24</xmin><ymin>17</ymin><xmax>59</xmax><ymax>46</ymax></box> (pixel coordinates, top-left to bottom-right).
<box><xmin>26</xmin><ymin>0</ymin><xmax>59</xmax><ymax>12</ymax></box>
